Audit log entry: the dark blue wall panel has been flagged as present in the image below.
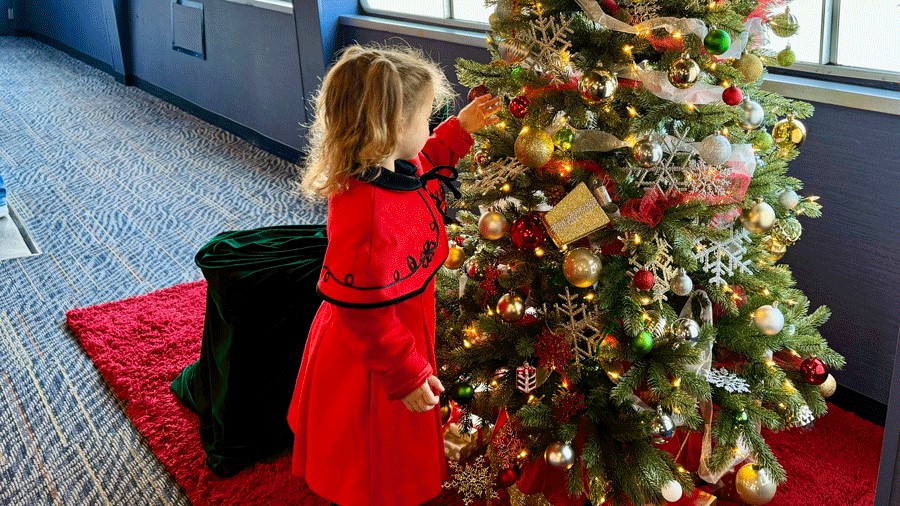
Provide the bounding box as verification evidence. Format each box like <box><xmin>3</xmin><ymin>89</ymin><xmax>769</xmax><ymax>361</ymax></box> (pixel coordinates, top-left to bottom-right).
<box><xmin>23</xmin><ymin>0</ymin><xmax>114</xmax><ymax>66</ymax></box>
<box><xmin>781</xmin><ymin>102</ymin><xmax>900</xmax><ymax>405</ymax></box>
<box><xmin>127</xmin><ymin>0</ymin><xmax>306</xmax><ymax>150</ymax></box>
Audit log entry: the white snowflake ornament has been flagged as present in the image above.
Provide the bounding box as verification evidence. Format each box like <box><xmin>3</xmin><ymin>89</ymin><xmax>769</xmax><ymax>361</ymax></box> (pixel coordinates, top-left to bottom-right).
<box><xmin>691</xmin><ymin>229</ymin><xmax>753</xmax><ymax>286</ymax></box>
<box><xmin>705</xmin><ymin>367</ymin><xmax>751</xmax><ymax>393</ymax></box>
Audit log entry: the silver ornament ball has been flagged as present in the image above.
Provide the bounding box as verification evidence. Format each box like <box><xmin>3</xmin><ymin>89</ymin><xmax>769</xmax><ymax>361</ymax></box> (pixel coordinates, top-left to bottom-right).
<box><xmin>739</xmin><ymin>99</ymin><xmax>765</xmax><ymax>130</ymax></box>
<box><xmin>578</xmin><ymin>68</ymin><xmax>618</xmax><ymax>103</ymax></box>
<box><xmin>735</xmin><ymin>464</ymin><xmax>777</xmax><ymax>505</ymax></box>
<box><xmin>633</xmin><ymin>139</ymin><xmax>664</xmax><ymax>168</ymax></box>
<box><xmin>544</xmin><ymin>442</ymin><xmax>575</xmax><ymax>469</ymax></box>
<box><xmin>650</xmin><ymin>412</ymin><xmax>676</xmax><ymax>443</ymax></box>
<box><xmin>672</xmin><ymin>318</ymin><xmax>701</xmax><ymax>344</ymax></box>
<box><xmin>753</xmin><ymin>305</ymin><xmax>785</xmax><ymax>336</ymax></box>
<box><xmin>778</xmin><ymin>189</ymin><xmax>800</xmax><ymax>210</ymax></box>
<box><xmin>769</xmin><ymin>7</ymin><xmax>799</xmax><ymax>38</ymax></box>
<box><xmin>699</xmin><ymin>134</ymin><xmax>733</xmax><ymax>166</ymax></box>
<box><xmin>669</xmin><ymin>268</ymin><xmax>693</xmax><ymax>296</ymax></box>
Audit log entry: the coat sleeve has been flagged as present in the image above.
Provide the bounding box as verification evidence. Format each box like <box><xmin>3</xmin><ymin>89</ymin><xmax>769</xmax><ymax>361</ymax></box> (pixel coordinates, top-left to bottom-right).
<box><xmin>416</xmin><ymin>116</ymin><xmax>474</xmax><ymax>172</ymax></box>
<box><xmin>334</xmin><ymin>303</ymin><xmax>433</xmax><ymax>401</ymax></box>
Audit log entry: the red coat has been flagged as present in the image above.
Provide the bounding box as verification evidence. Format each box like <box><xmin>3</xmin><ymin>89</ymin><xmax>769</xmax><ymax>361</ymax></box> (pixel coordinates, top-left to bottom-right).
<box><xmin>288</xmin><ymin>118</ymin><xmax>473</xmax><ymax>506</ymax></box>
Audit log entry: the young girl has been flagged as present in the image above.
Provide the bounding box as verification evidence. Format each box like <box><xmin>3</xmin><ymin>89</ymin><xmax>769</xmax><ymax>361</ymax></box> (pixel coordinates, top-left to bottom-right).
<box><xmin>287</xmin><ymin>45</ymin><xmax>500</xmax><ymax>505</ymax></box>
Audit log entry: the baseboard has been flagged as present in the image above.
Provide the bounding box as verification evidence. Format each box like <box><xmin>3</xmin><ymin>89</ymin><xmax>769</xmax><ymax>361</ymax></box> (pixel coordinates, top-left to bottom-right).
<box><xmin>19</xmin><ymin>33</ymin><xmax>303</xmax><ymax>163</ymax></box>
<box><xmin>19</xmin><ymin>30</ymin><xmax>127</xmax><ymax>83</ymax></box>
<box><xmin>129</xmin><ymin>77</ymin><xmax>303</xmax><ymax>163</ymax></box>
<box><xmin>828</xmin><ymin>385</ymin><xmax>887</xmax><ymax>427</ymax></box>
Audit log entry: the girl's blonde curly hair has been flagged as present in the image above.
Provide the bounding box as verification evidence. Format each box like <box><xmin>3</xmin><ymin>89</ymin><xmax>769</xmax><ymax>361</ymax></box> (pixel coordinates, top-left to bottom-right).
<box><xmin>300</xmin><ymin>44</ymin><xmax>454</xmax><ymax>199</ymax></box>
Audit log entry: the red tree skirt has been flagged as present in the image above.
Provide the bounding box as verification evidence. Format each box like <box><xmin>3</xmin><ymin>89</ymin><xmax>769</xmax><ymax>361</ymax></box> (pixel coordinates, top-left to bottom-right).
<box><xmin>65</xmin><ymin>281</ymin><xmax>883</xmax><ymax>505</ymax></box>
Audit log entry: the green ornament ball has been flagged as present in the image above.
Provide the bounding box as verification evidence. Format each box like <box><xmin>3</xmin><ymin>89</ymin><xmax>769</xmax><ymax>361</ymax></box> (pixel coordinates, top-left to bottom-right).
<box><xmin>704</xmin><ymin>29</ymin><xmax>731</xmax><ymax>55</ymax></box>
<box><xmin>735</xmin><ymin>410</ymin><xmax>750</xmax><ymax>425</ymax></box>
<box><xmin>554</xmin><ymin>128</ymin><xmax>575</xmax><ymax>150</ymax></box>
<box><xmin>753</xmin><ymin>131</ymin><xmax>774</xmax><ymax>151</ymax></box>
<box><xmin>777</xmin><ymin>46</ymin><xmax>796</xmax><ymax>67</ymax></box>
<box><xmin>631</xmin><ymin>330</ymin><xmax>654</xmax><ymax>357</ymax></box>
<box><xmin>449</xmin><ymin>381</ymin><xmax>475</xmax><ymax>403</ymax></box>
<box><xmin>511</xmin><ymin>66</ymin><xmax>524</xmax><ymax>80</ymax></box>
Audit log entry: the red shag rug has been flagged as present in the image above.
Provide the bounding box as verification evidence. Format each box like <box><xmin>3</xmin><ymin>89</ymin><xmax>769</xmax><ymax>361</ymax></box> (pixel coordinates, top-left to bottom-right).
<box><xmin>65</xmin><ymin>281</ymin><xmax>883</xmax><ymax>506</ymax></box>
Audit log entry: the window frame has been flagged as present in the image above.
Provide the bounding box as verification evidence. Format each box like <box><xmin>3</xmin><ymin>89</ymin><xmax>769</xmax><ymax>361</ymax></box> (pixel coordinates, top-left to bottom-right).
<box><xmin>360</xmin><ymin>0</ymin><xmax>899</xmax><ymax>87</ymax></box>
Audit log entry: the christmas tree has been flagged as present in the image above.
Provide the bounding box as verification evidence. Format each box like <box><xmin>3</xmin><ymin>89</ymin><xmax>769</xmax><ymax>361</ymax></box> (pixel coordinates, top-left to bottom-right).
<box><xmin>435</xmin><ymin>0</ymin><xmax>844</xmax><ymax>504</ymax></box>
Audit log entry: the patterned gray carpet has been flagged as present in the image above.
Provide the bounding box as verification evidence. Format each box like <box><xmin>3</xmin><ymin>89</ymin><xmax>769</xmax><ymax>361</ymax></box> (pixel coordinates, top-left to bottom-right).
<box><xmin>0</xmin><ymin>37</ymin><xmax>323</xmax><ymax>505</ymax></box>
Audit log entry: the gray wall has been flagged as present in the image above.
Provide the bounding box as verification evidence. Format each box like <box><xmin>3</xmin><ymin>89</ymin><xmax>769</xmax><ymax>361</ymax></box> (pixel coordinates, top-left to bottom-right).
<box><xmin>127</xmin><ymin>0</ymin><xmax>307</xmax><ymax>150</ymax></box>
<box><xmin>21</xmin><ymin>0</ymin><xmax>114</xmax><ymax>62</ymax></box>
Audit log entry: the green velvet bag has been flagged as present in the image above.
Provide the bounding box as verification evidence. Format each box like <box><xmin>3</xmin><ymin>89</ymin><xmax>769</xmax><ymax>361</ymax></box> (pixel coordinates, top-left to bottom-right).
<box><xmin>171</xmin><ymin>224</ymin><xmax>327</xmax><ymax>477</ymax></box>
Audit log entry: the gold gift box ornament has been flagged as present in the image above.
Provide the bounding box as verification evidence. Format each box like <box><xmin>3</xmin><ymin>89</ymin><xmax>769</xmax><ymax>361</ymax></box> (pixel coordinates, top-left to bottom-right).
<box><xmin>541</xmin><ymin>182</ymin><xmax>618</xmax><ymax>248</ymax></box>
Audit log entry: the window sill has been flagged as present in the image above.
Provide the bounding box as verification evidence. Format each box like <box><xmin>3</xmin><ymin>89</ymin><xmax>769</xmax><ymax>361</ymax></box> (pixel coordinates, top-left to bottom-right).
<box><xmin>224</xmin><ymin>0</ymin><xmax>292</xmax><ymax>15</ymax></box>
<box><xmin>339</xmin><ymin>15</ymin><xmax>900</xmax><ymax>116</ymax></box>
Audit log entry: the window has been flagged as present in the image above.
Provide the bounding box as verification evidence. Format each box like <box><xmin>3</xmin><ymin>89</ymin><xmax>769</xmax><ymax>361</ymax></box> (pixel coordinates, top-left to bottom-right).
<box><xmin>763</xmin><ymin>0</ymin><xmax>899</xmax><ymax>81</ymax></box>
<box><xmin>361</xmin><ymin>0</ymin><xmax>491</xmax><ymax>28</ymax></box>
<box><xmin>361</xmin><ymin>0</ymin><xmax>899</xmax><ymax>84</ymax></box>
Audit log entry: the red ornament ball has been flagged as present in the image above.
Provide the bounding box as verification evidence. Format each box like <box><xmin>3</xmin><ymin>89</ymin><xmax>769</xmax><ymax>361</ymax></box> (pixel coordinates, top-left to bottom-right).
<box><xmin>800</xmin><ymin>357</ymin><xmax>828</xmax><ymax>385</ymax></box>
<box><xmin>497</xmin><ymin>467</ymin><xmax>521</xmax><ymax>487</ymax></box>
<box><xmin>468</xmin><ymin>84</ymin><xmax>490</xmax><ymax>102</ymax></box>
<box><xmin>633</xmin><ymin>270</ymin><xmax>655</xmax><ymax>291</ymax></box>
<box><xmin>510</xmin><ymin>214</ymin><xmax>547</xmax><ymax>249</ymax></box>
<box><xmin>722</xmin><ymin>85</ymin><xmax>744</xmax><ymax>106</ymax></box>
<box><xmin>509</xmin><ymin>96</ymin><xmax>530</xmax><ymax>119</ymax></box>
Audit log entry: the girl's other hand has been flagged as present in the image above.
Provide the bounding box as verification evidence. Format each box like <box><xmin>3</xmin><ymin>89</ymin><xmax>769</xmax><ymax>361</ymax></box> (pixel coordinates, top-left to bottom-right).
<box><xmin>401</xmin><ymin>375</ymin><xmax>443</xmax><ymax>412</ymax></box>
<box><xmin>457</xmin><ymin>94</ymin><xmax>502</xmax><ymax>134</ymax></box>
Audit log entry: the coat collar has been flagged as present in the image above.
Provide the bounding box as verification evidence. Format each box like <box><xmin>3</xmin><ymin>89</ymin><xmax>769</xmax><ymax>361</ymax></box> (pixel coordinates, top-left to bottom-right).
<box><xmin>364</xmin><ymin>160</ymin><xmax>422</xmax><ymax>192</ymax></box>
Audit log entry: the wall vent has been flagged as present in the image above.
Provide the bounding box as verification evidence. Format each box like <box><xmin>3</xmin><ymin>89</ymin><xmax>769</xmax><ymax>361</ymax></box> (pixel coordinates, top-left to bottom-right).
<box><xmin>172</xmin><ymin>0</ymin><xmax>206</xmax><ymax>59</ymax></box>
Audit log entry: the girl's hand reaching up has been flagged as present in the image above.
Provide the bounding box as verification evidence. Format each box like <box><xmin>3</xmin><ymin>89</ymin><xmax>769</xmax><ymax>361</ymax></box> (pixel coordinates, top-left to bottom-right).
<box><xmin>402</xmin><ymin>375</ymin><xmax>445</xmax><ymax>412</ymax></box>
<box><xmin>457</xmin><ymin>94</ymin><xmax>502</xmax><ymax>134</ymax></box>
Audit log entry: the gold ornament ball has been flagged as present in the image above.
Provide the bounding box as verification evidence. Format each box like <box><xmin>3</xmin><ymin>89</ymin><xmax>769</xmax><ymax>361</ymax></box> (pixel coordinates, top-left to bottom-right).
<box><xmin>515</xmin><ymin>128</ymin><xmax>554</xmax><ymax>169</ymax></box>
<box><xmin>771</xmin><ymin>117</ymin><xmax>807</xmax><ymax>149</ymax></box>
<box><xmin>499</xmin><ymin>39</ymin><xmax>528</xmax><ymax>65</ymax></box>
<box><xmin>735</xmin><ymin>464</ymin><xmax>777</xmax><ymax>505</ymax></box>
<box><xmin>817</xmin><ymin>374</ymin><xmax>837</xmax><ymax>398</ymax></box>
<box><xmin>734</xmin><ymin>53</ymin><xmax>764</xmax><ymax>83</ymax></box>
<box><xmin>479</xmin><ymin>211</ymin><xmax>509</xmax><ymax>240</ymax></box>
<box><xmin>444</xmin><ymin>244</ymin><xmax>466</xmax><ymax>270</ymax></box>
<box><xmin>740</xmin><ymin>201</ymin><xmax>776</xmax><ymax>234</ymax></box>
<box><xmin>667</xmin><ymin>54</ymin><xmax>701</xmax><ymax>89</ymax></box>
<box><xmin>762</xmin><ymin>235</ymin><xmax>787</xmax><ymax>261</ymax></box>
<box><xmin>562</xmin><ymin>248</ymin><xmax>603</xmax><ymax>288</ymax></box>
<box><xmin>496</xmin><ymin>293</ymin><xmax>526</xmax><ymax>322</ymax></box>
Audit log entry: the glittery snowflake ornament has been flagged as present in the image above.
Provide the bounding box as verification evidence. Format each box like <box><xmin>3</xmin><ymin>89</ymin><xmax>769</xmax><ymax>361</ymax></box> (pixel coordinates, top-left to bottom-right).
<box><xmin>692</xmin><ymin>229</ymin><xmax>753</xmax><ymax>286</ymax></box>
<box><xmin>443</xmin><ymin>456</ymin><xmax>499</xmax><ymax>505</ymax></box>
<box><xmin>471</xmin><ymin>157</ymin><xmax>529</xmax><ymax>194</ymax></box>
<box><xmin>630</xmin><ymin>131</ymin><xmax>696</xmax><ymax>193</ymax></box>
<box><xmin>551</xmin><ymin>288</ymin><xmax>604</xmax><ymax>365</ymax></box>
<box><xmin>520</xmin><ymin>12</ymin><xmax>574</xmax><ymax>83</ymax></box>
<box><xmin>706</xmin><ymin>367</ymin><xmax>751</xmax><ymax>393</ymax></box>
<box><xmin>620</xmin><ymin>0</ymin><xmax>661</xmax><ymax>24</ymax></box>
